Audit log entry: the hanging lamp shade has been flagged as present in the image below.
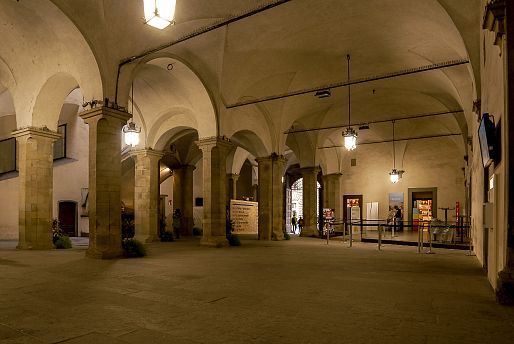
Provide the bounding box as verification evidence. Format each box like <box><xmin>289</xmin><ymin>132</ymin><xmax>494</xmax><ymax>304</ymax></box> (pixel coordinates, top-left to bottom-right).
<box><xmin>343</xmin><ymin>127</ymin><xmax>357</xmax><ymax>151</ymax></box>
<box><xmin>342</xmin><ymin>54</ymin><xmax>358</xmax><ymax>151</ymax></box>
<box><xmin>143</xmin><ymin>0</ymin><xmax>176</xmax><ymax>29</ymax></box>
<box><xmin>123</xmin><ymin>122</ymin><xmax>141</xmax><ymax>147</ymax></box>
<box><xmin>389</xmin><ymin>169</ymin><xmax>400</xmax><ymax>183</ymax></box>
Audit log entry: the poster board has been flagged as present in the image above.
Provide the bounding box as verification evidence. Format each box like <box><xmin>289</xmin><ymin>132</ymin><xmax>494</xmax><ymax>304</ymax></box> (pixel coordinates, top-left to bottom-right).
<box><xmin>230</xmin><ymin>200</ymin><xmax>258</xmax><ymax>234</ymax></box>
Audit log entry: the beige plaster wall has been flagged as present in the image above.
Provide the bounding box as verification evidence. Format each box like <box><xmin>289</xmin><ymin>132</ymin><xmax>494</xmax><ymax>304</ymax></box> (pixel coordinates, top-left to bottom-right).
<box><xmin>0</xmin><ymin>177</ymin><xmax>18</xmax><ymax>239</ymax></box>
<box><xmin>53</xmin><ymin>104</ymin><xmax>89</xmax><ymax>236</ymax></box>
<box><xmin>340</xmin><ymin>138</ymin><xmax>465</xmax><ymax>222</ymax></box>
<box><xmin>475</xmin><ymin>11</ymin><xmax>507</xmax><ymax>287</ymax></box>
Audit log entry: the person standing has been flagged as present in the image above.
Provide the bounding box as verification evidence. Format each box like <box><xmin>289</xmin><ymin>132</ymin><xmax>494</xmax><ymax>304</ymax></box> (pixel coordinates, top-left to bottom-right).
<box><xmin>298</xmin><ymin>216</ymin><xmax>305</xmax><ymax>234</ymax></box>
<box><xmin>291</xmin><ymin>214</ymin><xmax>298</xmax><ymax>234</ymax></box>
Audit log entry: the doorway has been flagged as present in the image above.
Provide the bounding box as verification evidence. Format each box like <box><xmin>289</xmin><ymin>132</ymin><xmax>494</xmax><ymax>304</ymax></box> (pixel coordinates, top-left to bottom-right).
<box><xmin>343</xmin><ymin>195</ymin><xmax>363</xmax><ymax>235</ymax></box>
<box><xmin>408</xmin><ymin>187</ymin><xmax>437</xmax><ymax>230</ymax></box>
<box><xmin>58</xmin><ymin>201</ymin><xmax>77</xmax><ymax>237</ymax></box>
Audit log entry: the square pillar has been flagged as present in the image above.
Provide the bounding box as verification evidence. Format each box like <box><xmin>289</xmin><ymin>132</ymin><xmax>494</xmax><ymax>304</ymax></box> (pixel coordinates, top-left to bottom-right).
<box><xmin>13</xmin><ymin>127</ymin><xmax>61</xmax><ymax>250</ymax></box>
<box><xmin>300</xmin><ymin>167</ymin><xmax>320</xmax><ymax>237</ymax></box>
<box><xmin>172</xmin><ymin>165</ymin><xmax>195</xmax><ymax>236</ymax></box>
<box><xmin>196</xmin><ymin>137</ymin><xmax>233</xmax><ymax>247</ymax></box>
<box><xmin>80</xmin><ymin>107</ymin><xmax>131</xmax><ymax>259</ymax></box>
<box><xmin>132</xmin><ymin>149</ymin><xmax>164</xmax><ymax>243</ymax></box>
<box><xmin>227</xmin><ymin>173</ymin><xmax>239</xmax><ymax>200</ymax></box>
<box><xmin>256</xmin><ymin>154</ymin><xmax>286</xmax><ymax>240</ymax></box>
<box><xmin>322</xmin><ymin>173</ymin><xmax>342</xmax><ymax>221</ymax></box>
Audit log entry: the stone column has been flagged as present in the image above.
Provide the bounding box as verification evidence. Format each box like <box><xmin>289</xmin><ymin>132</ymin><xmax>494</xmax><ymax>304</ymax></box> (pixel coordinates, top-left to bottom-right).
<box><xmin>300</xmin><ymin>167</ymin><xmax>320</xmax><ymax>237</ymax></box>
<box><xmin>196</xmin><ymin>137</ymin><xmax>232</xmax><ymax>247</ymax></box>
<box><xmin>227</xmin><ymin>173</ymin><xmax>239</xmax><ymax>199</ymax></box>
<box><xmin>322</xmin><ymin>173</ymin><xmax>342</xmax><ymax>220</ymax></box>
<box><xmin>132</xmin><ymin>149</ymin><xmax>164</xmax><ymax>243</ymax></box>
<box><xmin>13</xmin><ymin>127</ymin><xmax>61</xmax><ymax>249</ymax></box>
<box><xmin>173</xmin><ymin>165</ymin><xmax>195</xmax><ymax>236</ymax></box>
<box><xmin>80</xmin><ymin>107</ymin><xmax>131</xmax><ymax>259</ymax></box>
<box><xmin>256</xmin><ymin>154</ymin><xmax>286</xmax><ymax>240</ymax></box>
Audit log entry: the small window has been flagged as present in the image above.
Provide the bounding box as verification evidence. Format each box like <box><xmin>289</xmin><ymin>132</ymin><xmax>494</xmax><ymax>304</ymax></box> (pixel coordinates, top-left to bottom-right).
<box><xmin>53</xmin><ymin>124</ymin><xmax>66</xmax><ymax>160</ymax></box>
<box><xmin>195</xmin><ymin>197</ymin><xmax>203</xmax><ymax>206</ymax></box>
<box><xmin>351</xmin><ymin>158</ymin><xmax>357</xmax><ymax>166</ymax></box>
<box><xmin>0</xmin><ymin>137</ymin><xmax>16</xmax><ymax>174</ymax></box>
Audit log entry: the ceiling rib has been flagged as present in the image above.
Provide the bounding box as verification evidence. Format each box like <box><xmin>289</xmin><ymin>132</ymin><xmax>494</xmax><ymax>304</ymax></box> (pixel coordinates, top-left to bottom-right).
<box><xmin>317</xmin><ymin>133</ymin><xmax>462</xmax><ymax>149</ymax></box>
<box><xmin>225</xmin><ymin>59</ymin><xmax>469</xmax><ymax>109</ymax></box>
<box><xmin>114</xmin><ymin>0</ymin><xmax>293</xmax><ymax>104</ymax></box>
<box><xmin>285</xmin><ymin>109</ymin><xmax>463</xmax><ymax>134</ymax></box>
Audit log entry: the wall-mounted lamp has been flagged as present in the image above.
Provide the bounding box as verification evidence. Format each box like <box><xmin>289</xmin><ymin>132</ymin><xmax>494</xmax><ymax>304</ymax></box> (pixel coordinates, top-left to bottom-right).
<box><xmin>143</xmin><ymin>0</ymin><xmax>176</xmax><ymax>29</ymax></box>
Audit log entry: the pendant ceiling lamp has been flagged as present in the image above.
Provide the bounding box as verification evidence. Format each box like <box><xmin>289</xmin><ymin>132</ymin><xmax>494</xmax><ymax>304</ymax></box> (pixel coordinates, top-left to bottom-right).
<box><xmin>343</xmin><ymin>54</ymin><xmax>357</xmax><ymax>151</ymax></box>
<box><xmin>389</xmin><ymin>120</ymin><xmax>402</xmax><ymax>183</ymax></box>
<box><xmin>143</xmin><ymin>0</ymin><xmax>176</xmax><ymax>29</ymax></box>
<box><xmin>123</xmin><ymin>82</ymin><xmax>141</xmax><ymax>147</ymax></box>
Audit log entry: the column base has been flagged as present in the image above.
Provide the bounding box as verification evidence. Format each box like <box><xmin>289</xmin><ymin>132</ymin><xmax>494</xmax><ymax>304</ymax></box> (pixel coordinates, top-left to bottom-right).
<box><xmin>86</xmin><ymin>247</ymin><xmax>124</xmax><ymax>259</ymax></box>
<box><xmin>496</xmin><ymin>270</ymin><xmax>514</xmax><ymax>305</ymax></box>
<box><xmin>134</xmin><ymin>234</ymin><xmax>160</xmax><ymax>243</ymax></box>
<box><xmin>16</xmin><ymin>241</ymin><xmax>54</xmax><ymax>250</ymax></box>
<box><xmin>300</xmin><ymin>228</ymin><xmax>319</xmax><ymax>237</ymax></box>
<box><xmin>200</xmin><ymin>236</ymin><xmax>229</xmax><ymax>248</ymax></box>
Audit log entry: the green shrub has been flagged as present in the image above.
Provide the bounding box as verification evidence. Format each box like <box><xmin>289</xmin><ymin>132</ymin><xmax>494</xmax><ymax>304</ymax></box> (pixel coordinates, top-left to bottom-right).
<box><xmin>122</xmin><ymin>238</ymin><xmax>146</xmax><ymax>258</ymax></box>
<box><xmin>228</xmin><ymin>234</ymin><xmax>241</xmax><ymax>246</ymax></box>
<box><xmin>193</xmin><ymin>227</ymin><xmax>203</xmax><ymax>236</ymax></box>
<box><xmin>160</xmin><ymin>231</ymin><xmax>174</xmax><ymax>242</ymax></box>
<box><xmin>54</xmin><ymin>235</ymin><xmax>72</xmax><ymax>249</ymax></box>
<box><xmin>284</xmin><ymin>232</ymin><xmax>291</xmax><ymax>240</ymax></box>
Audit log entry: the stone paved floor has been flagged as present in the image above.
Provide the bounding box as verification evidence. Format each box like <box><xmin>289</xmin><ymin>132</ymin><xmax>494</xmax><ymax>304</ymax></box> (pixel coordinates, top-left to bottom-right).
<box><xmin>1</xmin><ymin>237</ymin><xmax>513</xmax><ymax>343</ymax></box>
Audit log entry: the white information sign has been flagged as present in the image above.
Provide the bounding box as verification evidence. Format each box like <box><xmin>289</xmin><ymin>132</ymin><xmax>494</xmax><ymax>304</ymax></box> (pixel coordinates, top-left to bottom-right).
<box><xmin>230</xmin><ymin>200</ymin><xmax>258</xmax><ymax>234</ymax></box>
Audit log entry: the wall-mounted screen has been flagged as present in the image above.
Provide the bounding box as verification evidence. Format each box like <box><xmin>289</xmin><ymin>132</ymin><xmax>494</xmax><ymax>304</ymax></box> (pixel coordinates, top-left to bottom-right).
<box><xmin>478</xmin><ymin>113</ymin><xmax>495</xmax><ymax>168</ymax></box>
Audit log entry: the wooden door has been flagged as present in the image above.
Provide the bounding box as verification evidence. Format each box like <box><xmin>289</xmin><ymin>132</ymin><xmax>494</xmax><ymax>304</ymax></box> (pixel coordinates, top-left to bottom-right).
<box><xmin>58</xmin><ymin>201</ymin><xmax>77</xmax><ymax>236</ymax></box>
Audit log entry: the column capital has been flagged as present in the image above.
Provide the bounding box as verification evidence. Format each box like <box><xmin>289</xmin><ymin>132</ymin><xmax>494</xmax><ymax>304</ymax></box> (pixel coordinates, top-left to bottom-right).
<box><xmin>195</xmin><ymin>136</ymin><xmax>233</xmax><ymax>152</ymax></box>
<box><xmin>299</xmin><ymin>166</ymin><xmax>321</xmax><ymax>175</ymax></box>
<box><xmin>79</xmin><ymin>106</ymin><xmax>132</xmax><ymax>124</ymax></box>
<box><xmin>255</xmin><ymin>153</ymin><xmax>287</xmax><ymax>164</ymax></box>
<box><xmin>130</xmin><ymin>148</ymin><xmax>165</xmax><ymax>159</ymax></box>
<box><xmin>12</xmin><ymin>126</ymin><xmax>62</xmax><ymax>141</ymax></box>
<box><xmin>322</xmin><ymin>172</ymin><xmax>343</xmax><ymax>181</ymax></box>
<box><xmin>227</xmin><ymin>173</ymin><xmax>240</xmax><ymax>180</ymax></box>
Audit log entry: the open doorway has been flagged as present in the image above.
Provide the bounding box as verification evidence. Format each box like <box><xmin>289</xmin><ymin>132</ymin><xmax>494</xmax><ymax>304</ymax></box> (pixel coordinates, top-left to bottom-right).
<box><xmin>408</xmin><ymin>187</ymin><xmax>437</xmax><ymax>231</ymax></box>
<box><xmin>289</xmin><ymin>178</ymin><xmax>321</xmax><ymax>234</ymax></box>
<box><xmin>343</xmin><ymin>195</ymin><xmax>363</xmax><ymax>236</ymax></box>
<box><xmin>58</xmin><ymin>201</ymin><xmax>77</xmax><ymax>237</ymax></box>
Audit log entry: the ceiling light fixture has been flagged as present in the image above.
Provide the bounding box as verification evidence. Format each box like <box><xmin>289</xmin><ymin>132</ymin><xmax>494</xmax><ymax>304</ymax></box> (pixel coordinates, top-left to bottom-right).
<box><xmin>143</xmin><ymin>0</ymin><xmax>176</xmax><ymax>29</ymax></box>
<box><xmin>315</xmin><ymin>90</ymin><xmax>331</xmax><ymax>98</ymax></box>
<box><xmin>123</xmin><ymin>82</ymin><xmax>141</xmax><ymax>147</ymax></box>
<box><xmin>343</xmin><ymin>54</ymin><xmax>357</xmax><ymax>151</ymax></box>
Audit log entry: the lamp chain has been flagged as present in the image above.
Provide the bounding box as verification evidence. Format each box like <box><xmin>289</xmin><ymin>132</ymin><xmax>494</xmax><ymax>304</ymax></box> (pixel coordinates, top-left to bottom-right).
<box><xmin>347</xmin><ymin>54</ymin><xmax>351</xmax><ymax>127</ymax></box>
<box><xmin>392</xmin><ymin>120</ymin><xmax>396</xmax><ymax>169</ymax></box>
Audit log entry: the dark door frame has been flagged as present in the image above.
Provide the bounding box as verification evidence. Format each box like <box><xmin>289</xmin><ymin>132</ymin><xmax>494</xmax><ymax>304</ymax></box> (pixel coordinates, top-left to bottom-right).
<box><xmin>408</xmin><ymin>187</ymin><xmax>438</xmax><ymax>223</ymax></box>
<box><xmin>58</xmin><ymin>200</ymin><xmax>77</xmax><ymax>237</ymax></box>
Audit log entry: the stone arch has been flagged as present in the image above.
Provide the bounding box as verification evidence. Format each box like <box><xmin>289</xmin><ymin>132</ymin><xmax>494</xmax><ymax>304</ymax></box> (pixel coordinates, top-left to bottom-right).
<box><xmin>32</xmin><ymin>73</ymin><xmax>79</xmax><ymax>130</ymax></box>
<box><xmin>230</xmin><ymin>130</ymin><xmax>269</xmax><ymax>158</ymax></box>
<box><xmin>121</xmin><ymin>55</ymin><xmax>217</xmax><ymax>146</ymax></box>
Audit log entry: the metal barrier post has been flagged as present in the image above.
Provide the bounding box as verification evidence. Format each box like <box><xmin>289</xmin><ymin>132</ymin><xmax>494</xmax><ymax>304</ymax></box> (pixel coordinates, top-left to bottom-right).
<box><xmin>417</xmin><ymin>225</ymin><xmax>422</xmax><ymax>253</ymax></box>
<box><xmin>392</xmin><ymin>218</ymin><xmax>395</xmax><ymax>238</ymax></box>
<box><xmin>326</xmin><ymin>224</ymin><xmax>329</xmax><ymax>245</ymax></box>
<box><xmin>349</xmin><ymin>221</ymin><xmax>353</xmax><ymax>248</ymax></box>
<box><xmin>427</xmin><ymin>222</ymin><xmax>435</xmax><ymax>254</ymax></box>
<box><xmin>378</xmin><ymin>224</ymin><xmax>382</xmax><ymax>251</ymax></box>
